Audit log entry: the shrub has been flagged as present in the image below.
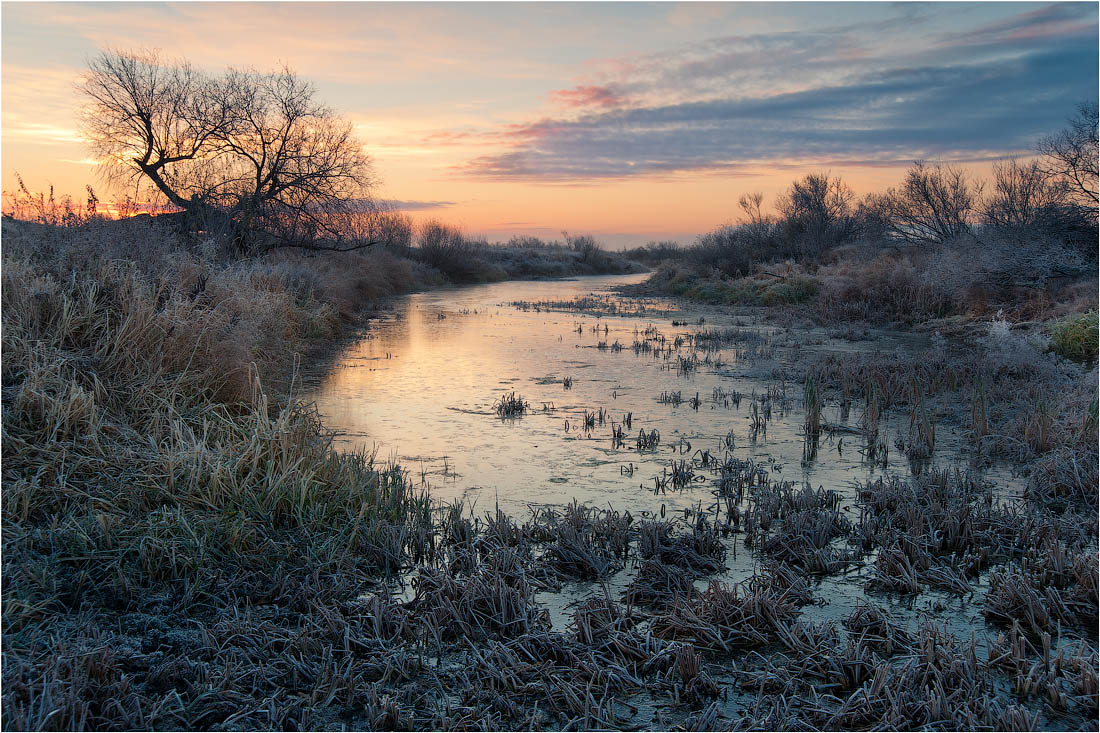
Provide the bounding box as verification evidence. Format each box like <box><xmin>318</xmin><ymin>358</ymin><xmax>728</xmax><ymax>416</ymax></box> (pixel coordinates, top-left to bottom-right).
<box><xmin>415</xmin><ymin>220</ymin><xmax>483</xmax><ymax>281</ymax></box>
<box><xmin>815</xmin><ymin>251</ymin><xmax>956</xmax><ymax>324</ymax></box>
<box><xmin>761</xmin><ymin>274</ymin><xmax>819</xmax><ymax>305</ymax></box>
<box><xmin>1051</xmin><ymin>310</ymin><xmax>1099</xmax><ymax>362</ymax></box>
<box><xmin>691</xmin><ymin>222</ymin><xmax>791</xmax><ymax>277</ymax></box>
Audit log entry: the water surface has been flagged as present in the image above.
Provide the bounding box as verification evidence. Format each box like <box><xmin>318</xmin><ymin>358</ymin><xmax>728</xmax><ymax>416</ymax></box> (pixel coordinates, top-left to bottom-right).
<box><xmin>305</xmin><ymin>273</ymin><xmax>1017</xmax><ymax>520</ymax></box>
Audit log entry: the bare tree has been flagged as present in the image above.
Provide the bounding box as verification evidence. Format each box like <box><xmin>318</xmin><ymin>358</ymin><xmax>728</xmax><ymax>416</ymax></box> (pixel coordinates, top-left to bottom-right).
<box><xmin>81</xmin><ymin>50</ymin><xmax>224</xmax><ymax>211</ymax></box>
<box><xmin>776</xmin><ymin>173</ymin><xmax>854</xmax><ymax>248</ymax></box>
<box><xmin>982</xmin><ymin>158</ymin><xmax>1073</xmax><ymax>231</ymax></box>
<box><xmin>415</xmin><ymin>219</ymin><xmax>485</xmax><ymax>280</ymax></box>
<box><xmin>371</xmin><ymin>211</ymin><xmax>414</xmax><ymax>251</ymax></box>
<box><xmin>737</xmin><ymin>191</ymin><xmax>766</xmax><ymax>224</ymax></box>
<box><xmin>563</xmin><ymin>231</ymin><xmax>601</xmax><ymax>262</ymax></box>
<box><xmin>80</xmin><ymin>49</ymin><xmax>375</xmax><ymax>254</ymax></box>
<box><xmin>850</xmin><ymin>193</ymin><xmax>892</xmax><ymax>242</ymax></box>
<box><xmin>1037</xmin><ymin>101</ymin><xmax>1098</xmax><ymax>209</ymax></box>
<box><xmin>880</xmin><ymin>161</ymin><xmax>981</xmax><ymax>243</ymax></box>
<box><xmin>322</xmin><ymin>205</ymin><xmax>413</xmax><ymax>253</ymax></box>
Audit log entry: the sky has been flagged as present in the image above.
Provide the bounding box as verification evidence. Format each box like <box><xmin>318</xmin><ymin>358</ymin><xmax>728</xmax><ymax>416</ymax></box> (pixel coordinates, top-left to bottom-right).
<box><xmin>2</xmin><ymin>1</ymin><xmax>1097</xmax><ymax>248</ymax></box>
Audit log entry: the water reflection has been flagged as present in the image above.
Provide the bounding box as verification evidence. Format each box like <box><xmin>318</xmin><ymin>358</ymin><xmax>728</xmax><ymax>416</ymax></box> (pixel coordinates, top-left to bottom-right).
<box><xmin>305</xmin><ymin>274</ymin><xmax>1021</xmax><ymax>520</ymax></box>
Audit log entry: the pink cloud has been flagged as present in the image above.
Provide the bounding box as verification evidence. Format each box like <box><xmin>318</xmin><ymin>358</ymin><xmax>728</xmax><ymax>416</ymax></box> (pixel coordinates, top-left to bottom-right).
<box><xmin>548</xmin><ymin>85</ymin><xmax>626</xmax><ymax>109</ymax></box>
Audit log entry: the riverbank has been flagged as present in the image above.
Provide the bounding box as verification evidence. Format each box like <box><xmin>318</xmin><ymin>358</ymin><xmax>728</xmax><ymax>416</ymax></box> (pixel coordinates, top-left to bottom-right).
<box><xmin>627</xmin><ymin>254</ymin><xmax>1098</xmax><ymax>351</ymax></box>
<box><xmin>0</xmin><ymin>218</ymin><xmax>640</xmax><ymax>728</ymax></box>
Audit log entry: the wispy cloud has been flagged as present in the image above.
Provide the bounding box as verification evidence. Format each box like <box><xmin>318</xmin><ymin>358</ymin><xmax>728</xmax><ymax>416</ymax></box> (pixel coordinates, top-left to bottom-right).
<box><xmin>936</xmin><ymin>2</ymin><xmax>1096</xmax><ymax>48</ymax></box>
<box><xmin>3</xmin><ymin>120</ymin><xmax>85</xmax><ymax>146</ymax></box>
<box><xmin>549</xmin><ymin>85</ymin><xmax>626</xmax><ymax>109</ymax></box>
<box><xmin>458</xmin><ymin>3</ymin><xmax>1097</xmax><ymax>181</ymax></box>
<box><xmin>379</xmin><ymin>198</ymin><xmax>456</xmax><ymax>212</ymax></box>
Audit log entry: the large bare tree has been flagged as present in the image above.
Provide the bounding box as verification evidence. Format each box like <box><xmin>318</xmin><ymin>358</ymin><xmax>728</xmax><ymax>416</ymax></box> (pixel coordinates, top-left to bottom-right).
<box><xmin>81</xmin><ymin>49</ymin><xmax>376</xmax><ymax>253</ymax></box>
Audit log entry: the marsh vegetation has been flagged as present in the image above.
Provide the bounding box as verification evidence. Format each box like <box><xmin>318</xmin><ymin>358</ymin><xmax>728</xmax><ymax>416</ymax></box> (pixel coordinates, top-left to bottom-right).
<box><xmin>3</xmin><ymin>213</ymin><xmax>1096</xmax><ymax>729</ymax></box>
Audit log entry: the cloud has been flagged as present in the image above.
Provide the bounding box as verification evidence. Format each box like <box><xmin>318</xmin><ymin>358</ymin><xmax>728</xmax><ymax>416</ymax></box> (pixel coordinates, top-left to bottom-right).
<box><xmin>3</xmin><ymin>121</ymin><xmax>85</xmax><ymax>146</ymax></box>
<box><xmin>458</xmin><ymin>3</ymin><xmax>1098</xmax><ymax>181</ymax></box>
<box><xmin>936</xmin><ymin>2</ymin><xmax>1096</xmax><ymax>48</ymax></box>
<box><xmin>379</xmin><ymin>198</ymin><xmax>456</xmax><ymax>212</ymax></box>
<box><xmin>549</xmin><ymin>85</ymin><xmax>626</xmax><ymax>109</ymax></box>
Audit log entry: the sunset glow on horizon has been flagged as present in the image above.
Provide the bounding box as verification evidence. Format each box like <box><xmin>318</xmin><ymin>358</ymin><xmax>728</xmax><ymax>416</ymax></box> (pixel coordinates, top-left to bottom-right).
<box><xmin>3</xmin><ymin>1</ymin><xmax>1097</xmax><ymax>248</ymax></box>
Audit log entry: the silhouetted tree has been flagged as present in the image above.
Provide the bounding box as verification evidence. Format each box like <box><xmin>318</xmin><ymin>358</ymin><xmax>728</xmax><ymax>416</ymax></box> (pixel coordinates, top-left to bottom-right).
<box><xmin>878</xmin><ymin>161</ymin><xmax>980</xmax><ymax>243</ymax></box>
<box><xmin>982</xmin><ymin>158</ymin><xmax>1073</xmax><ymax>231</ymax></box>
<box><xmin>415</xmin><ymin>219</ymin><xmax>478</xmax><ymax>278</ymax></box>
<box><xmin>1037</xmin><ymin>101</ymin><xmax>1098</xmax><ymax>210</ymax></box>
<box><xmin>776</xmin><ymin>173</ymin><xmax>854</xmax><ymax>250</ymax></box>
<box><xmin>81</xmin><ymin>49</ymin><xmax>375</xmax><ymax>253</ymax></box>
<box><xmin>850</xmin><ymin>193</ymin><xmax>892</xmax><ymax>242</ymax></box>
<box><xmin>738</xmin><ymin>191</ymin><xmax>779</xmax><ymax>241</ymax></box>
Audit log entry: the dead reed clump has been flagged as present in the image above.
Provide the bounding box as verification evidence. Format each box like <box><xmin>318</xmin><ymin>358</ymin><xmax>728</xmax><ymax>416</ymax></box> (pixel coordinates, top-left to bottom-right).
<box><xmin>622</xmin><ymin>557</ymin><xmax>697</xmax><ymax>609</ymax></box>
<box><xmin>734</xmin><ymin>612</ymin><xmax>1081</xmax><ymax>730</ymax></box>
<box><xmin>636</xmin><ymin>516</ymin><xmax>727</xmax><ymax>574</ymax></box>
<box><xmin>548</xmin><ymin>524</ymin><xmax>620</xmax><ymax>579</ymax></box>
<box><xmin>682</xmin><ymin>700</ymin><xmax>725</xmax><ymax>731</ymax></box>
<box><xmin>970</xmin><ymin>375</ymin><xmax>990</xmax><ymax>441</ymax></box>
<box><xmin>984</xmin><ymin>548</ymin><xmax>1099</xmax><ymax>635</ymax></box>
<box><xmin>455</xmin><ymin>627</ymin><xmax>645</xmax><ymax>729</ymax></box>
<box><xmin>355</xmin><ymin>684</ymin><xmax>413</xmax><ymax>731</ymax></box>
<box><xmin>843</xmin><ymin>603</ymin><xmax>914</xmax><ymax>655</ymax></box>
<box><xmin>900</xmin><ymin>379</ymin><xmax>936</xmax><ymax>460</ymax></box>
<box><xmin>650</xmin><ymin>574</ymin><xmax>803</xmax><ymax>653</ymax></box>
<box><xmin>865</xmin><ymin>540</ymin><xmax>972</xmax><ymax>595</ymax></box>
<box><xmin>855</xmin><ymin>469</ymin><xmax>1020</xmax><ymax>564</ymax></box>
<box><xmin>494</xmin><ymin>391</ymin><xmax>530</xmax><ymax>418</ymax></box>
<box><xmin>743</xmin><ymin>482</ymin><xmax>855</xmax><ymax>574</ymax></box>
<box><xmin>987</xmin><ymin>625</ymin><xmax>1099</xmax><ymax>718</ymax></box>
<box><xmin>481</xmin><ymin>506</ymin><xmax>534</xmax><ymax>554</ymax></box>
<box><xmin>636</xmin><ymin>428</ymin><xmax>661</xmax><ymax>451</ymax></box>
<box><xmin>803</xmin><ymin>376</ymin><xmax>823</xmax><ymax>438</ymax></box>
<box><xmin>823</xmin><ymin>621</ymin><xmax>1036</xmax><ymax>730</ymax></box>
<box><xmin>748</xmin><ymin>400</ymin><xmax>767</xmax><ymax>438</ymax></box>
<box><xmin>536</xmin><ymin>501</ymin><xmax>633</xmax><ymax>579</ymax></box>
<box><xmin>852</xmin><ymin>467</ymin><xmax>1073</xmax><ymax>600</ymax></box>
<box><xmin>1026</xmin><ymin>445</ymin><xmax>1100</xmax><ymax>511</ymax></box>
<box><xmin>658</xmin><ymin>389</ymin><xmax>683</xmax><ymax>406</ymax></box>
<box><xmin>665</xmin><ymin>643</ymin><xmax>720</xmax><ymax>704</ymax></box>
<box><xmin>570</xmin><ymin>596</ymin><xmax>632</xmax><ymax>646</ymax></box>
<box><xmin>408</xmin><ymin>549</ymin><xmax>546</xmax><ymax>641</ymax></box>
<box><xmin>756</xmin><ymin>510</ymin><xmax>856</xmax><ymax>574</ymax></box>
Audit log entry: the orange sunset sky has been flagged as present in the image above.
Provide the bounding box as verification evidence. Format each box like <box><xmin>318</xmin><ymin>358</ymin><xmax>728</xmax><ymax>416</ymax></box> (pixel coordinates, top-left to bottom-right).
<box><xmin>2</xmin><ymin>1</ymin><xmax>1097</xmax><ymax>247</ymax></box>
